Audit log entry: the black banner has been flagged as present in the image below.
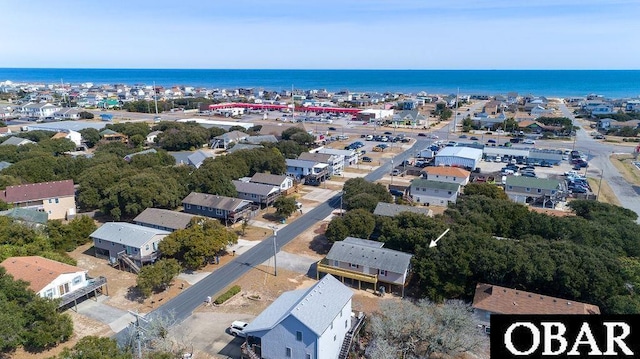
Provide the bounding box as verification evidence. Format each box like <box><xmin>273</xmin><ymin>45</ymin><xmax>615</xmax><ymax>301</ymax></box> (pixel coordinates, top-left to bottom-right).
<box><xmin>490</xmin><ymin>315</ymin><xmax>640</xmax><ymax>358</ymax></box>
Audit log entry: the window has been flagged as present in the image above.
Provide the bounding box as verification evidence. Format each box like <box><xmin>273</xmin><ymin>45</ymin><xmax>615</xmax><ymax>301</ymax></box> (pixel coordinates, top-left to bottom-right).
<box><xmin>334</xmin><ymin>335</ymin><xmax>337</xmax><ymax>341</ymax></box>
<box><xmin>345</xmin><ymin>320</ymin><xmax>348</xmax><ymax>328</ymax></box>
<box><xmin>306</xmin><ymin>354</ymin><xmax>311</xmax><ymax>359</ymax></box>
<box><xmin>146</xmin><ymin>245</ymin><xmax>150</xmax><ymax>251</ymax></box>
<box><xmin>537</xmin><ymin>189</ymin><xmax>542</xmax><ymax>193</ymax></box>
<box><xmin>196</xmin><ymin>205</ymin><xmax>201</xmax><ymax>210</ymax></box>
<box><xmin>296</xmin><ymin>331</ymin><xmax>302</xmax><ymax>341</ymax></box>
<box><xmin>448</xmin><ymin>191</ymin><xmax>452</xmax><ymax>195</ymax></box>
<box><xmin>286</xmin><ymin>347</ymin><xmax>292</xmax><ymax>357</ymax></box>
<box><xmin>216</xmin><ymin>208</ymin><xmax>223</xmax><ymax>215</ymax></box>
<box><xmin>378</xmin><ymin>269</ymin><xmax>388</xmax><ymax>276</ymax></box>
<box><xmin>185</xmin><ymin>204</ymin><xmax>191</xmax><ymax>209</ymax></box>
<box><xmin>48</xmin><ymin>199</ymin><xmax>52</xmax><ymax>203</ymax></box>
<box><xmin>55</xmin><ymin>198</ymin><xmax>59</xmax><ymax>203</ymax></box>
<box><xmin>526</xmin><ymin>188</ymin><xmax>530</xmax><ymax>192</ymax></box>
<box><xmin>72</xmin><ymin>276</ymin><xmax>82</xmax><ymax>285</ymax></box>
<box><xmin>98</xmin><ymin>239</ymin><xmax>102</xmax><ymax>243</ymax></box>
<box><xmin>331</xmin><ymin>322</ymin><xmax>333</xmax><ymax>330</ymax></box>
<box><xmin>508</xmin><ymin>186</ymin><xmax>513</xmax><ymax>190</ymax></box>
<box><xmin>208</xmin><ymin>207</ymin><xmax>213</xmax><ymax>211</ymax></box>
<box><xmin>350</xmin><ymin>263</ymin><xmax>359</xmax><ymax>269</ymax></box>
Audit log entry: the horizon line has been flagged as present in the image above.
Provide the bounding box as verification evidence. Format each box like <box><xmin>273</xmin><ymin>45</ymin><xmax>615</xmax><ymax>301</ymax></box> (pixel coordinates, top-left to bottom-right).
<box><xmin>1</xmin><ymin>67</ymin><xmax>639</xmax><ymax>71</ymax></box>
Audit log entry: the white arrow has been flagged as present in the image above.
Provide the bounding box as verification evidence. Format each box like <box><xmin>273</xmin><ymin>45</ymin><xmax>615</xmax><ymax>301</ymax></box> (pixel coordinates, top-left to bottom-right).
<box><xmin>429</xmin><ymin>228</ymin><xmax>450</xmax><ymax>248</ymax></box>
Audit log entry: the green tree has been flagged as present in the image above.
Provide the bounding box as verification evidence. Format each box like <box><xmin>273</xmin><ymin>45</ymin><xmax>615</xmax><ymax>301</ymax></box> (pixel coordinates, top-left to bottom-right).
<box><xmin>159</xmin><ymin>218</ymin><xmax>238</xmax><ymax>269</ymax></box>
<box><xmin>79</xmin><ymin>128</ymin><xmax>101</xmax><ymax>148</ymax></box>
<box><xmin>22</xmin><ymin>297</ymin><xmax>73</xmax><ymax>350</ymax></box>
<box><xmin>129</xmin><ymin>134</ymin><xmax>145</xmax><ymax>148</ymax></box>
<box><xmin>78</xmin><ymin>111</ymin><xmax>95</xmax><ymax>120</ymax></box>
<box><xmin>463</xmin><ymin>183</ymin><xmax>509</xmax><ymax>200</ymax></box>
<box><xmin>136</xmin><ymin>258</ymin><xmax>182</xmax><ymax>298</ymax></box>
<box><xmin>324</xmin><ymin>217</ymin><xmax>350</xmax><ymax>243</ymax></box>
<box><xmin>274</xmin><ymin>196</ymin><xmax>297</xmax><ymax>219</ymax></box>
<box><xmin>54</xmin><ymin>336</ymin><xmax>132</xmax><ymax>359</ymax></box>
<box><xmin>343</xmin><ymin>178</ymin><xmax>392</xmax><ymax>210</ymax></box>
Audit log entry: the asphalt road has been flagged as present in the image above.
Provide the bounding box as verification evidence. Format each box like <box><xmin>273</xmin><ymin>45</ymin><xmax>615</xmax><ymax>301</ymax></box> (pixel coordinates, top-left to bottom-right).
<box><xmin>114</xmin><ymin>137</ymin><xmax>431</xmax><ymax>344</ymax></box>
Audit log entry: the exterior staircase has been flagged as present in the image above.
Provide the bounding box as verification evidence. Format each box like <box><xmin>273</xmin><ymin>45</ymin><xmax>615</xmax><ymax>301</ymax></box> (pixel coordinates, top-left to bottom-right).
<box><xmin>338</xmin><ymin>312</ymin><xmax>366</xmax><ymax>359</ymax></box>
<box><xmin>118</xmin><ymin>252</ymin><xmax>140</xmax><ymax>274</ymax></box>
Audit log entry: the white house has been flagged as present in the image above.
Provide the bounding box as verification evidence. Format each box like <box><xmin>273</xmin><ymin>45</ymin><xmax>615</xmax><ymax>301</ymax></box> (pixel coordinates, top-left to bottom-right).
<box><xmin>286</xmin><ymin>159</ymin><xmax>329</xmax><ymax>180</ymax></box>
<box><xmin>312</xmin><ymin>147</ymin><xmax>359</xmax><ymax>166</ymax></box>
<box><xmin>409</xmin><ymin>178</ymin><xmax>460</xmax><ymax>206</ymax></box>
<box><xmin>146</xmin><ymin>130</ymin><xmax>162</xmax><ymax>144</ymax></box>
<box><xmin>0</xmin><ymin>256</ymin><xmax>88</xmax><ymax>299</ymax></box>
<box><xmin>242</xmin><ymin>274</ymin><xmax>353</xmax><ymax>359</ymax></box>
<box><xmin>422</xmin><ymin>166</ymin><xmax>471</xmax><ymax>185</ymax></box>
<box><xmin>250</xmin><ymin>173</ymin><xmax>295</xmax><ymax>193</ymax></box>
<box><xmin>20</xmin><ymin>102</ymin><xmax>61</xmax><ymax>119</ymax></box>
<box><xmin>298</xmin><ymin>152</ymin><xmax>343</xmax><ymax>176</ymax></box>
<box><xmin>54</xmin><ymin>108</ymin><xmax>81</xmax><ymax>120</ymax></box>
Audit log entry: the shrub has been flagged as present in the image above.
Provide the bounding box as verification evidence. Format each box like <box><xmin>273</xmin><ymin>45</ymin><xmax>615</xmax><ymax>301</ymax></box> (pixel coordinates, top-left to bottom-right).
<box><xmin>214</xmin><ymin>285</ymin><xmax>241</xmax><ymax>304</ymax></box>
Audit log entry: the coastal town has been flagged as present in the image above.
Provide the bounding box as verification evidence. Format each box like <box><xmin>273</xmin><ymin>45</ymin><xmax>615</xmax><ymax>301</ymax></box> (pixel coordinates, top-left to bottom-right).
<box><xmin>1</xmin><ymin>79</ymin><xmax>640</xmax><ymax>359</ymax></box>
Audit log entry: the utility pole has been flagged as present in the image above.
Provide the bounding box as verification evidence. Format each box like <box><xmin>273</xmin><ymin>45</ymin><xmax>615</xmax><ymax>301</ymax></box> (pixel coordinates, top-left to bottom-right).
<box><xmin>271</xmin><ymin>226</ymin><xmax>278</xmax><ymax>276</ymax></box>
<box><xmin>128</xmin><ymin>310</ymin><xmax>149</xmax><ymax>359</ymax></box>
<box><xmin>153</xmin><ymin>81</ymin><xmax>159</xmax><ymax>115</ymax></box>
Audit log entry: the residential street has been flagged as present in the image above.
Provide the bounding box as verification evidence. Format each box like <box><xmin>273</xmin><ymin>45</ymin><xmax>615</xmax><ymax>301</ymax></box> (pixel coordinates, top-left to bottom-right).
<box><xmin>114</xmin><ymin>138</ymin><xmax>430</xmax><ymax>343</ymax></box>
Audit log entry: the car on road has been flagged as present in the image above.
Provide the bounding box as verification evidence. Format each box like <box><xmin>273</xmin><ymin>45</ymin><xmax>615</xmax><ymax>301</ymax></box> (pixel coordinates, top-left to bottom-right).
<box><xmin>328</xmin><ymin>127</ymin><xmax>337</xmax><ymax>131</ymax></box>
<box><xmin>418</xmin><ymin>133</ymin><xmax>427</xmax><ymax>137</ymax></box>
<box><xmin>229</xmin><ymin>321</ymin><xmax>248</xmax><ymax>337</ymax></box>
<box><xmin>362</xmin><ymin>156</ymin><xmax>372</xmax><ymax>162</ymax></box>
<box><xmin>487</xmin><ymin>139</ymin><xmax>496</xmax><ymax>144</ymax></box>
<box><xmin>470</xmin><ymin>136</ymin><xmax>479</xmax><ymax>141</ymax></box>
<box><xmin>459</xmin><ymin>134</ymin><xmax>467</xmax><ymax>139</ymax></box>
<box><xmin>523</xmin><ymin>139</ymin><xmax>536</xmax><ymax>145</ymax></box>
<box><xmin>383</xmin><ymin>131</ymin><xmax>393</xmax><ymax>135</ymax></box>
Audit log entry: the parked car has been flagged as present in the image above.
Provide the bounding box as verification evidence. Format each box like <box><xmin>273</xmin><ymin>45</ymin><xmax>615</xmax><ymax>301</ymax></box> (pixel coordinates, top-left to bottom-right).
<box><xmin>391</xmin><ymin>169</ymin><xmax>404</xmax><ymax>176</ymax></box>
<box><xmin>459</xmin><ymin>134</ymin><xmax>467</xmax><ymax>139</ymax></box>
<box><xmin>362</xmin><ymin>156</ymin><xmax>372</xmax><ymax>162</ymax></box>
<box><xmin>229</xmin><ymin>321</ymin><xmax>248</xmax><ymax>337</ymax></box>
<box><xmin>384</xmin><ymin>131</ymin><xmax>393</xmax><ymax>135</ymax></box>
<box><xmin>521</xmin><ymin>172</ymin><xmax>537</xmax><ymax>178</ymax></box>
<box><xmin>390</xmin><ymin>189</ymin><xmax>404</xmax><ymax>197</ymax></box>
<box><xmin>366</xmin><ymin>135</ymin><xmax>373</xmax><ymax>141</ymax></box>
<box><xmin>523</xmin><ymin>139</ymin><xmax>536</xmax><ymax>145</ymax></box>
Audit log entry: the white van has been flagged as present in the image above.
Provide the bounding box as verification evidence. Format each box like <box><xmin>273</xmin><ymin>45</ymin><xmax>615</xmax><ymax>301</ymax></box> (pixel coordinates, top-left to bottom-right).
<box><xmin>496</xmin><ymin>156</ymin><xmax>502</xmax><ymax>162</ymax></box>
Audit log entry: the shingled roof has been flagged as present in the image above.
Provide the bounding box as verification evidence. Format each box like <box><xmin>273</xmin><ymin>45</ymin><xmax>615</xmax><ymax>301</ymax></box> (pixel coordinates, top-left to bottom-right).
<box><xmin>2</xmin><ymin>179</ymin><xmax>75</xmax><ymax>203</ymax></box>
<box><xmin>133</xmin><ymin>208</ymin><xmax>196</xmax><ymax>231</ymax></box>
<box><xmin>182</xmin><ymin>192</ymin><xmax>251</xmax><ymax>212</ymax></box>
<box><xmin>472</xmin><ymin>283</ymin><xmax>600</xmax><ymax>315</ymax></box>
<box><xmin>0</xmin><ymin>256</ymin><xmax>86</xmax><ymax>293</ymax></box>
<box><xmin>326</xmin><ymin>237</ymin><xmax>413</xmax><ymax>274</ymax></box>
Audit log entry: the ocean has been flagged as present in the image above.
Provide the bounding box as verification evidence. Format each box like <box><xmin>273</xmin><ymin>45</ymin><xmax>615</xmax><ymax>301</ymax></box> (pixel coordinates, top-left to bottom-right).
<box><xmin>1</xmin><ymin>68</ymin><xmax>639</xmax><ymax>99</ymax></box>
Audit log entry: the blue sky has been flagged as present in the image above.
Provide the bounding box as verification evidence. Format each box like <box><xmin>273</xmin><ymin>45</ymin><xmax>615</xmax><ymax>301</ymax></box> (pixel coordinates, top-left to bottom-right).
<box><xmin>2</xmin><ymin>0</ymin><xmax>639</xmax><ymax>69</ymax></box>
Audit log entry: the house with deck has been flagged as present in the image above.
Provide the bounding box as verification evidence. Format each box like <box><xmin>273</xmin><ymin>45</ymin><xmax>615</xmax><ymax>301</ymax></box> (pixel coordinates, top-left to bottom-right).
<box><xmin>133</xmin><ymin>208</ymin><xmax>196</xmax><ymax>232</ymax></box>
<box><xmin>211</xmin><ymin>130</ymin><xmax>249</xmax><ymax>149</ymax></box>
<box><xmin>317</xmin><ymin>237</ymin><xmax>413</xmax><ymax>297</ymax></box>
<box><xmin>1</xmin><ymin>179</ymin><xmax>76</xmax><ymax>220</ymax></box>
<box><xmin>182</xmin><ymin>192</ymin><xmax>254</xmax><ymax>223</ymax></box>
<box><xmin>0</xmin><ymin>255</ymin><xmax>108</xmax><ymax>309</ymax></box>
<box><xmin>242</xmin><ymin>274</ymin><xmax>354</xmax><ymax>359</ymax></box>
<box><xmin>286</xmin><ymin>159</ymin><xmax>329</xmax><ymax>185</ymax></box>
<box><xmin>250</xmin><ymin>173</ymin><xmax>295</xmax><ymax>194</ymax></box>
<box><xmin>409</xmin><ymin>178</ymin><xmax>460</xmax><ymax>206</ymax></box>
<box><xmin>298</xmin><ymin>152</ymin><xmax>343</xmax><ymax>176</ymax></box>
<box><xmin>312</xmin><ymin>147</ymin><xmax>359</xmax><ymax>166</ymax></box>
<box><xmin>90</xmin><ymin>222</ymin><xmax>170</xmax><ymax>272</ymax></box>
<box><xmin>233</xmin><ymin>180</ymin><xmax>280</xmax><ymax>208</ymax></box>
<box><xmin>504</xmin><ymin>176</ymin><xmax>563</xmax><ymax>207</ymax></box>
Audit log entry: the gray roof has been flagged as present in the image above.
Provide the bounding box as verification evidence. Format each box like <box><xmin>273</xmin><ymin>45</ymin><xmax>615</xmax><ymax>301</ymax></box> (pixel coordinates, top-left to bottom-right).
<box><xmin>232</xmin><ymin>180</ymin><xmax>278</xmax><ymax>196</ymax></box>
<box><xmin>133</xmin><ymin>208</ymin><xmax>195</xmax><ymax>231</ymax></box>
<box><xmin>216</xmin><ymin>130</ymin><xmax>248</xmax><ymax>142</ymax></box>
<box><xmin>326</xmin><ymin>238</ymin><xmax>413</xmax><ymax>274</ymax></box>
<box><xmin>298</xmin><ymin>152</ymin><xmax>332</xmax><ymax>163</ymax></box>
<box><xmin>0</xmin><ymin>207</ymin><xmax>48</xmax><ymax>224</ymax></box>
<box><xmin>343</xmin><ymin>236</ymin><xmax>384</xmax><ymax>248</ymax></box>
<box><xmin>170</xmin><ymin>151</ymin><xmax>193</xmax><ymax>165</ymax></box>
<box><xmin>227</xmin><ymin>143</ymin><xmax>263</xmax><ymax>153</ymax></box>
<box><xmin>182</xmin><ymin>192</ymin><xmax>251</xmax><ymax>211</ymax></box>
<box><xmin>90</xmin><ymin>222</ymin><xmax>169</xmax><ymax>248</ymax></box>
<box><xmin>286</xmin><ymin>158</ymin><xmax>319</xmax><ymax>168</ymax></box>
<box><xmin>410</xmin><ymin>178</ymin><xmax>460</xmax><ymax>191</ymax></box>
<box><xmin>124</xmin><ymin>148</ymin><xmax>157</xmax><ymax>159</ymax></box>
<box><xmin>26</xmin><ymin>121</ymin><xmax>106</xmax><ymax>132</ymax></box>
<box><xmin>245</xmin><ymin>135</ymin><xmax>278</xmax><ymax>144</ymax></box>
<box><xmin>187</xmin><ymin>150</ymin><xmax>214</xmax><ymax>168</ymax></box>
<box><xmin>243</xmin><ymin>274</ymin><xmax>352</xmax><ymax>336</ymax></box>
<box><xmin>250</xmin><ymin>173</ymin><xmax>288</xmax><ymax>186</ymax></box>
<box><xmin>1</xmin><ymin>136</ymin><xmax>35</xmax><ymax>146</ymax></box>
<box><xmin>506</xmin><ymin>176</ymin><xmax>561</xmax><ymax>190</ymax></box>
<box><xmin>373</xmin><ymin>202</ymin><xmax>433</xmax><ymax>218</ymax></box>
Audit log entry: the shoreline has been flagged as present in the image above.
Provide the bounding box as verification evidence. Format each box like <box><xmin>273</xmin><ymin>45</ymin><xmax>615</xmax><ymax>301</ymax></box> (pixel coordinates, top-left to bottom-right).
<box><xmin>2</xmin><ymin>69</ymin><xmax>640</xmax><ymax>99</ymax></box>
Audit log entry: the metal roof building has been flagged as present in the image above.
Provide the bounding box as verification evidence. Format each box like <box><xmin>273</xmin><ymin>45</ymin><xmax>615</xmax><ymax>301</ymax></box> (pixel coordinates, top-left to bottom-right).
<box><xmin>434</xmin><ymin>146</ymin><xmax>483</xmax><ymax>170</ymax></box>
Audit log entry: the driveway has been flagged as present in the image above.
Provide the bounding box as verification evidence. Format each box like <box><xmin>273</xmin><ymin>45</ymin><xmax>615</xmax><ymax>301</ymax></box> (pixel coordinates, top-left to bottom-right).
<box><xmin>171</xmin><ymin>312</ymin><xmax>255</xmax><ymax>359</ymax></box>
<box><xmin>302</xmin><ymin>187</ymin><xmax>338</xmax><ymax>202</ymax></box>
<box><xmin>73</xmin><ymin>295</ymin><xmax>136</xmax><ymax>333</ymax></box>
